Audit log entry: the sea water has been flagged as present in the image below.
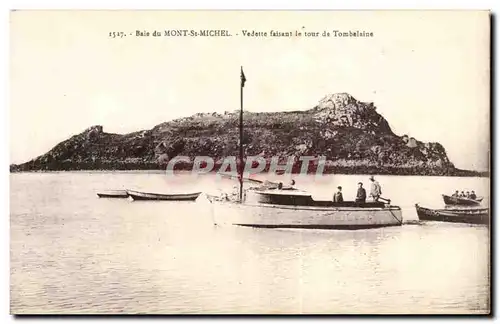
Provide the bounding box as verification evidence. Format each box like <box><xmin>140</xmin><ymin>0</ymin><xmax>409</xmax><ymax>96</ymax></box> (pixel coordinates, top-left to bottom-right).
<box><xmin>10</xmin><ymin>172</ymin><xmax>490</xmax><ymax>314</ymax></box>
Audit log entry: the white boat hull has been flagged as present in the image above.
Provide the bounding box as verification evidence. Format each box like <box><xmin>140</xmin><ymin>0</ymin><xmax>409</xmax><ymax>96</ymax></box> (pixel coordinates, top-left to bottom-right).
<box><xmin>211</xmin><ymin>200</ymin><xmax>403</xmax><ymax>230</ymax></box>
<box><xmin>97</xmin><ymin>190</ymin><xmax>129</xmax><ymax>198</ymax></box>
<box><xmin>126</xmin><ymin>189</ymin><xmax>201</xmax><ymax>201</ymax></box>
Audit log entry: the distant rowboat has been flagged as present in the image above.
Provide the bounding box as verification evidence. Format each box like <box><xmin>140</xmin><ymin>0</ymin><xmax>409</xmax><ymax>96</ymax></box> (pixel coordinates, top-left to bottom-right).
<box><xmin>415</xmin><ymin>204</ymin><xmax>489</xmax><ymax>225</ymax></box>
<box><xmin>126</xmin><ymin>189</ymin><xmax>201</xmax><ymax>201</ymax></box>
<box><xmin>97</xmin><ymin>190</ymin><xmax>129</xmax><ymax>198</ymax></box>
<box><xmin>442</xmin><ymin>194</ymin><xmax>483</xmax><ymax>206</ymax></box>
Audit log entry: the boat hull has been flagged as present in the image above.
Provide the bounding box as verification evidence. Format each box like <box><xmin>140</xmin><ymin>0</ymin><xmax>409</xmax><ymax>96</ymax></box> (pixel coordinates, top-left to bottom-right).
<box><xmin>442</xmin><ymin>194</ymin><xmax>482</xmax><ymax>206</ymax></box>
<box><xmin>416</xmin><ymin>204</ymin><xmax>489</xmax><ymax>225</ymax></box>
<box><xmin>211</xmin><ymin>200</ymin><xmax>403</xmax><ymax>230</ymax></box>
<box><xmin>126</xmin><ymin>190</ymin><xmax>201</xmax><ymax>201</ymax></box>
<box><xmin>97</xmin><ymin>190</ymin><xmax>129</xmax><ymax>198</ymax></box>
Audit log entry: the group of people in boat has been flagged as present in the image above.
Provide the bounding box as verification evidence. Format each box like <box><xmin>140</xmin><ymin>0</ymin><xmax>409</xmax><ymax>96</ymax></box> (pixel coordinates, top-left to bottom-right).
<box><xmin>332</xmin><ymin>175</ymin><xmax>383</xmax><ymax>203</ymax></box>
<box><xmin>244</xmin><ymin>175</ymin><xmax>385</xmax><ymax>204</ymax></box>
<box><xmin>451</xmin><ymin>190</ymin><xmax>477</xmax><ymax>200</ymax></box>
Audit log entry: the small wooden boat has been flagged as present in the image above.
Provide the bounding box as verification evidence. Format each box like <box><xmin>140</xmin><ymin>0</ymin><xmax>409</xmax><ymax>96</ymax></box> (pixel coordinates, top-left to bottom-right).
<box><xmin>415</xmin><ymin>204</ymin><xmax>489</xmax><ymax>225</ymax></box>
<box><xmin>442</xmin><ymin>194</ymin><xmax>483</xmax><ymax>206</ymax></box>
<box><xmin>97</xmin><ymin>190</ymin><xmax>129</xmax><ymax>198</ymax></box>
<box><xmin>126</xmin><ymin>189</ymin><xmax>201</xmax><ymax>201</ymax></box>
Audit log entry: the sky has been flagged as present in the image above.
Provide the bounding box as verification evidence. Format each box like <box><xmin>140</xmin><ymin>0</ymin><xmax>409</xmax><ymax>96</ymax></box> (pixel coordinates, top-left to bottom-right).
<box><xmin>10</xmin><ymin>10</ymin><xmax>490</xmax><ymax>171</ymax></box>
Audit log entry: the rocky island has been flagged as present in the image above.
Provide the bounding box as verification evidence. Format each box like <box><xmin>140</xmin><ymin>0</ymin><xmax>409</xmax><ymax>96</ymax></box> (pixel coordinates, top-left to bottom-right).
<box><xmin>10</xmin><ymin>93</ymin><xmax>485</xmax><ymax>176</ymax></box>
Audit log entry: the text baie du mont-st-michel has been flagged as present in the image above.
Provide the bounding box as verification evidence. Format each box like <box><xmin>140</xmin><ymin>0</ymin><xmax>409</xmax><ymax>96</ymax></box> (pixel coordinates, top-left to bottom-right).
<box><xmin>134</xmin><ymin>29</ymin><xmax>374</xmax><ymax>38</ymax></box>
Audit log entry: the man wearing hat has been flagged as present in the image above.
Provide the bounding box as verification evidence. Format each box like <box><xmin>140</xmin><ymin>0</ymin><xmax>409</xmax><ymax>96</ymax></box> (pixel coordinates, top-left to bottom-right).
<box><xmin>369</xmin><ymin>175</ymin><xmax>382</xmax><ymax>202</ymax></box>
<box><xmin>333</xmin><ymin>186</ymin><xmax>344</xmax><ymax>202</ymax></box>
<box><xmin>355</xmin><ymin>182</ymin><xmax>366</xmax><ymax>203</ymax></box>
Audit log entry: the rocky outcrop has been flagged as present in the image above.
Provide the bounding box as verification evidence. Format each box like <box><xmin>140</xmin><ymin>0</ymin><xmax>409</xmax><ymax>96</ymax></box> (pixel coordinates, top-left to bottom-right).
<box><xmin>313</xmin><ymin>93</ymin><xmax>393</xmax><ymax>134</ymax></box>
<box><xmin>10</xmin><ymin>93</ymin><xmax>484</xmax><ymax>176</ymax></box>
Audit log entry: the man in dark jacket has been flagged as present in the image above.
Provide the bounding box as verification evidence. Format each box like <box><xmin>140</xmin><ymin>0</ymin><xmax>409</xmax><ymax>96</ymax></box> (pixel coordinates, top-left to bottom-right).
<box><xmin>355</xmin><ymin>182</ymin><xmax>366</xmax><ymax>203</ymax></box>
<box><xmin>333</xmin><ymin>186</ymin><xmax>344</xmax><ymax>202</ymax></box>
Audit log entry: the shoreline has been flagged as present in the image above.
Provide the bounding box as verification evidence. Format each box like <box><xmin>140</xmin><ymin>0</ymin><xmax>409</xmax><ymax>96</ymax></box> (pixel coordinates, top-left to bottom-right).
<box><xmin>9</xmin><ymin>165</ymin><xmax>489</xmax><ymax>178</ymax></box>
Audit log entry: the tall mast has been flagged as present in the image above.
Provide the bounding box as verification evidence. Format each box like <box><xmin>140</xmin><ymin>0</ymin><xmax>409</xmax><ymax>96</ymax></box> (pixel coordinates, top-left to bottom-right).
<box><xmin>239</xmin><ymin>67</ymin><xmax>246</xmax><ymax>202</ymax></box>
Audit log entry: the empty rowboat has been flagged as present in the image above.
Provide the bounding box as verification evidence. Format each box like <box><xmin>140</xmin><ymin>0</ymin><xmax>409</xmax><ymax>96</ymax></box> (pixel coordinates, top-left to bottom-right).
<box><xmin>442</xmin><ymin>194</ymin><xmax>483</xmax><ymax>206</ymax></box>
<box><xmin>415</xmin><ymin>204</ymin><xmax>489</xmax><ymax>225</ymax></box>
<box><xmin>126</xmin><ymin>189</ymin><xmax>201</xmax><ymax>201</ymax></box>
<box><xmin>97</xmin><ymin>190</ymin><xmax>129</xmax><ymax>198</ymax></box>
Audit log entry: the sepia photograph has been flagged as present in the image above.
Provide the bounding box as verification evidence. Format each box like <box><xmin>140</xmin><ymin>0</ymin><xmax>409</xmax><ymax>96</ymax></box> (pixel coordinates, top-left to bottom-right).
<box><xmin>9</xmin><ymin>10</ymin><xmax>490</xmax><ymax>314</ymax></box>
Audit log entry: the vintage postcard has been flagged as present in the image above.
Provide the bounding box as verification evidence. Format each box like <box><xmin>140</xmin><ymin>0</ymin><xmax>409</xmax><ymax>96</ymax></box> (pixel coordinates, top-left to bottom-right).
<box><xmin>10</xmin><ymin>10</ymin><xmax>490</xmax><ymax>314</ymax></box>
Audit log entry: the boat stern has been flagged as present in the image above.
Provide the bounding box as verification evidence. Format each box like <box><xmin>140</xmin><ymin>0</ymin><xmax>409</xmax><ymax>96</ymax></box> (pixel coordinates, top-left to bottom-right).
<box><xmin>386</xmin><ymin>205</ymin><xmax>403</xmax><ymax>224</ymax></box>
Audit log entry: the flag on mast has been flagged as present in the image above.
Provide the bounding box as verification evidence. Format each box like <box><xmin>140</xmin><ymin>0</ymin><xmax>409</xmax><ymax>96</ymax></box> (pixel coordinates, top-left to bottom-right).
<box><xmin>241</xmin><ymin>67</ymin><xmax>246</xmax><ymax>88</ymax></box>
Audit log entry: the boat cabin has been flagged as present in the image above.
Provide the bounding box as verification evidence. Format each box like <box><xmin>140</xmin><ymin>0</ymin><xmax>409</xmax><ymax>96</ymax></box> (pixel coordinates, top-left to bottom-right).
<box><xmin>248</xmin><ymin>190</ymin><xmax>386</xmax><ymax>208</ymax></box>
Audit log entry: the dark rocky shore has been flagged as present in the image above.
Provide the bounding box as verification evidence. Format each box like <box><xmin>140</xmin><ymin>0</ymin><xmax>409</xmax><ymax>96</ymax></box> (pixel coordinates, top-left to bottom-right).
<box><xmin>10</xmin><ymin>93</ymin><xmax>487</xmax><ymax>177</ymax></box>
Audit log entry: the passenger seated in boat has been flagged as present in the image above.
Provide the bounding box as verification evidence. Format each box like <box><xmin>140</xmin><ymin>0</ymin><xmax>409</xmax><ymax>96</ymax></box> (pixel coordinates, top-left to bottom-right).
<box><xmin>225</xmin><ymin>185</ymin><xmax>240</xmax><ymax>201</ymax></box>
<box><xmin>452</xmin><ymin>190</ymin><xmax>459</xmax><ymax>197</ymax></box>
<box><xmin>281</xmin><ymin>179</ymin><xmax>296</xmax><ymax>190</ymax></box>
<box><xmin>355</xmin><ymin>182</ymin><xmax>366</xmax><ymax>203</ymax></box>
<box><xmin>333</xmin><ymin>186</ymin><xmax>344</xmax><ymax>202</ymax></box>
<box><xmin>466</xmin><ymin>191</ymin><xmax>471</xmax><ymax>198</ymax></box>
<box><xmin>470</xmin><ymin>191</ymin><xmax>477</xmax><ymax>200</ymax></box>
<box><xmin>460</xmin><ymin>191</ymin><xmax>466</xmax><ymax>197</ymax></box>
<box><xmin>261</xmin><ymin>180</ymin><xmax>279</xmax><ymax>190</ymax></box>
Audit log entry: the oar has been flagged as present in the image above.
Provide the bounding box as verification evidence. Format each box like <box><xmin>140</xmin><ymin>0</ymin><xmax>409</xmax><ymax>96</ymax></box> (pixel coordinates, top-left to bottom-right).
<box><xmin>219</xmin><ymin>173</ymin><xmax>301</xmax><ymax>191</ymax></box>
<box><xmin>220</xmin><ymin>173</ymin><xmax>274</xmax><ymax>185</ymax></box>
